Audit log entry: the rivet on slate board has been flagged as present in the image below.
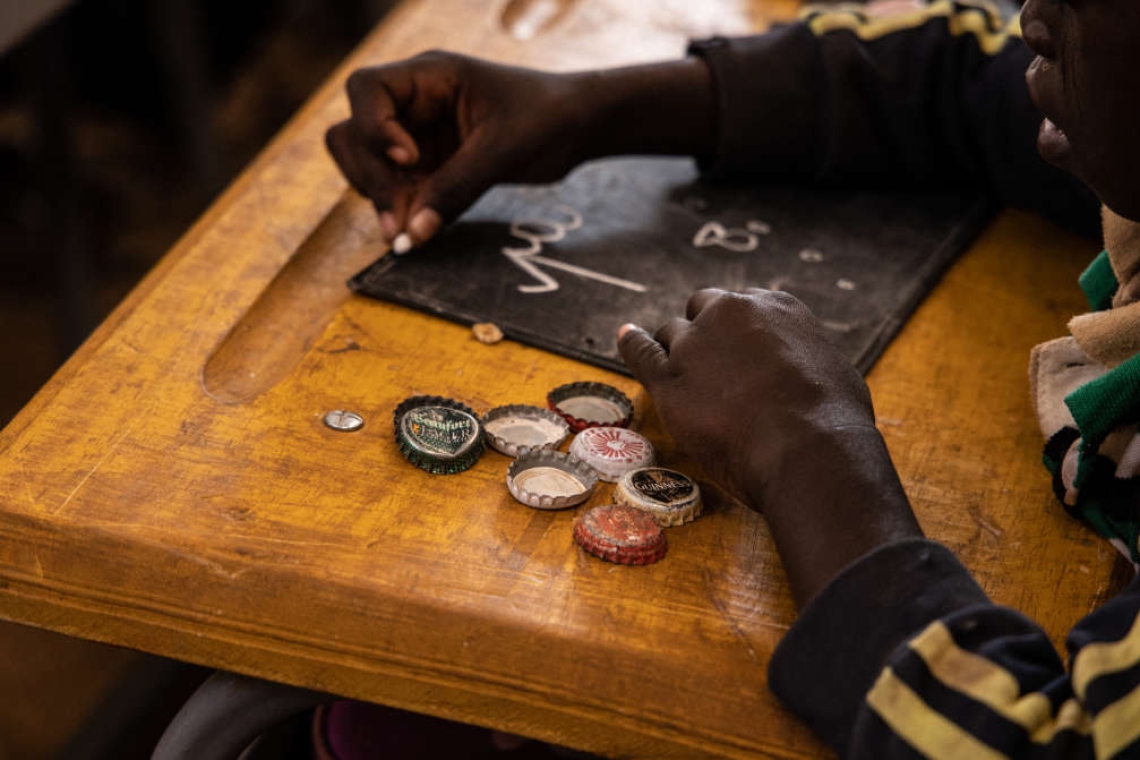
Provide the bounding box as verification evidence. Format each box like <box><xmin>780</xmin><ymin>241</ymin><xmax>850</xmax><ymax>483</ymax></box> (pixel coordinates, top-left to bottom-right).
<box><xmin>324</xmin><ymin>410</ymin><xmax>364</xmax><ymax>432</ymax></box>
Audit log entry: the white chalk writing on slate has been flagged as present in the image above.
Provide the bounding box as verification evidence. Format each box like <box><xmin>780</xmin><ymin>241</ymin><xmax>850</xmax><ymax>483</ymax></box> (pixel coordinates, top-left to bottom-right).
<box><xmin>501</xmin><ymin>205</ymin><xmax>648</xmax><ymax>294</ymax></box>
<box><xmin>692</xmin><ymin>219</ymin><xmax>772</xmax><ymax>252</ymax></box>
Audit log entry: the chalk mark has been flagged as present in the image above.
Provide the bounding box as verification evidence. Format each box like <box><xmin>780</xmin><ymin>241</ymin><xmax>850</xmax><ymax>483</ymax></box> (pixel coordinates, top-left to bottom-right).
<box><xmin>502</xmin><ymin>205</ymin><xmax>646</xmax><ymax>294</ymax></box>
<box><xmin>693</xmin><ymin>221</ymin><xmax>760</xmax><ymax>253</ymax></box>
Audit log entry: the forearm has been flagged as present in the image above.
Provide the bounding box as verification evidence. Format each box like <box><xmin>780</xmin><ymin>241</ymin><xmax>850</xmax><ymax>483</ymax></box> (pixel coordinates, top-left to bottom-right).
<box><xmin>744</xmin><ymin>424</ymin><xmax>923</xmax><ymax>609</ymax></box>
<box><xmin>772</xmin><ymin>543</ymin><xmax>1140</xmax><ymax>758</ymax></box>
<box><xmin>568</xmin><ymin>57</ymin><xmax>717</xmax><ymax>162</ymax></box>
<box><xmin>690</xmin><ymin>11</ymin><xmax>1100</xmax><ymax>235</ymax></box>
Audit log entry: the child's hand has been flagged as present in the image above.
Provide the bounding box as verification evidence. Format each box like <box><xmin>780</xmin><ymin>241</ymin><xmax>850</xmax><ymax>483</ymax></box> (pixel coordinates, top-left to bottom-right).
<box><xmin>326</xmin><ymin>52</ymin><xmax>593</xmax><ymax>246</ymax></box>
<box><xmin>619</xmin><ymin>288</ymin><xmax>875</xmax><ymax>501</ymax></box>
<box><xmin>618</xmin><ymin>289</ymin><xmax>921</xmax><ymax>606</ymax></box>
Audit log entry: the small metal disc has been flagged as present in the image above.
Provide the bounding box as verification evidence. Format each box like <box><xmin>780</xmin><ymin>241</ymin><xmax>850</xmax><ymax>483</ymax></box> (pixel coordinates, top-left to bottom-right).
<box><xmin>324</xmin><ymin>410</ymin><xmax>364</xmax><ymax>432</ymax></box>
<box><xmin>568</xmin><ymin>426</ymin><xmax>656</xmax><ymax>483</ymax></box>
<box><xmin>615</xmin><ymin>467</ymin><xmax>702</xmax><ymax>527</ymax></box>
<box><xmin>547</xmin><ymin>382</ymin><xmax>633</xmax><ymax>433</ymax></box>
<box><xmin>506</xmin><ymin>450</ymin><xmax>598</xmax><ymax>510</ymax></box>
<box><xmin>482</xmin><ymin>405</ymin><xmax>570</xmax><ymax>457</ymax></box>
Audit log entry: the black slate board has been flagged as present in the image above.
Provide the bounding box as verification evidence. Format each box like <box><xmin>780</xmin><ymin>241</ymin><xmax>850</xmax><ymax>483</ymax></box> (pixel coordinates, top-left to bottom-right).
<box><xmin>350</xmin><ymin>158</ymin><xmax>993</xmax><ymax>376</ymax></box>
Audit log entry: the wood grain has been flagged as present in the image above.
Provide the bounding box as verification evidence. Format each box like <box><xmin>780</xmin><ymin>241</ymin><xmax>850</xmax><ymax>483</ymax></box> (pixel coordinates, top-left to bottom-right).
<box><xmin>0</xmin><ymin>2</ymin><xmax>1117</xmax><ymax>759</ymax></box>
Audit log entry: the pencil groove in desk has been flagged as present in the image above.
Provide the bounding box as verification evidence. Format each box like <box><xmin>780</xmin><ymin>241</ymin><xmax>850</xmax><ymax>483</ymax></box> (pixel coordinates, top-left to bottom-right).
<box><xmin>201</xmin><ymin>192</ymin><xmax>385</xmax><ymax>404</ymax></box>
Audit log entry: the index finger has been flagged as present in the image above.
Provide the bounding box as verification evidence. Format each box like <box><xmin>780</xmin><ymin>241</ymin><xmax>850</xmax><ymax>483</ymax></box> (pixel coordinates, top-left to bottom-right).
<box><xmin>685</xmin><ymin>287</ymin><xmax>729</xmax><ymax>320</ymax></box>
<box><xmin>345</xmin><ymin>67</ymin><xmax>421</xmax><ymax>165</ymax></box>
<box><xmin>617</xmin><ymin>324</ymin><xmax>670</xmax><ymax>387</ymax></box>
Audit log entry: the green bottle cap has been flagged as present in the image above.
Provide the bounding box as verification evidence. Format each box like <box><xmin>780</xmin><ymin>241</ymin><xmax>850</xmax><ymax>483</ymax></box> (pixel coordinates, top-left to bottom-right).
<box><xmin>393</xmin><ymin>396</ymin><xmax>484</xmax><ymax>475</ymax></box>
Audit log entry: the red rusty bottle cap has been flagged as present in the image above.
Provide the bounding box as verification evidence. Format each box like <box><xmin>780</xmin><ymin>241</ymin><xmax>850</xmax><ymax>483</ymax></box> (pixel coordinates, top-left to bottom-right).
<box><xmin>573</xmin><ymin>504</ymin><xmax>667</xmax><ymax>565</ymax></box>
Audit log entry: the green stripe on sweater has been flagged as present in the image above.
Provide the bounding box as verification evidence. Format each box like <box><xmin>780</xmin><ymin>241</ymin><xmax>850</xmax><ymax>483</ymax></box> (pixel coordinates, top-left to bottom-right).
<box><xmin>1079</xmin><ymin>250</ymin><xmax>1118</xmax><ymax>312</ymax></box>
<box><xmin>1065</xmin><ymin>351</ymin><xmax>1140</xmax><ymax>487</ymax></box>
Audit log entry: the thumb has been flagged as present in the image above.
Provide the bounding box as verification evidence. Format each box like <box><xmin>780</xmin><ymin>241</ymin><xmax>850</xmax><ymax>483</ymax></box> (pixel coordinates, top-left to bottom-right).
<box><xmin>617</xmin><ymin>324</ymin><xmax>669</xmax><ymax>387</ymax></box>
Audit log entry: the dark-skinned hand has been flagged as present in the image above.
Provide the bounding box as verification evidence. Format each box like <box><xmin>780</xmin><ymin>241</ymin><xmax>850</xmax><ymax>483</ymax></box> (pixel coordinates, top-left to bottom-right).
<box><xmin>326</xmin><ymin>52</ymin><xmax>715</xmax><ymax>248</ymax></box>
<box><xmin>326</xmin><ymin>52</ymin><xmax>592</xmax><ymax>245</ymax></box>
<box><xmin>618</xmin><ymin>287</ymin><xmax>874</xmax><ymax>501</ymax></box>
<box><xmin>618</xmin><ymin>288</ymin><xmax>922</xmax><ymax>607</ymax></box>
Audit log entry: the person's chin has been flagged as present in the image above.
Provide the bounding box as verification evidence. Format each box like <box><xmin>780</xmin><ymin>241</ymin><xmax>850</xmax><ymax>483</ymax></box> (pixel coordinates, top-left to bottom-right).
<box><xmin>1036</xmin><ymin>118</ymin><xmax>1075</xmax><ymax>170</ymax></box>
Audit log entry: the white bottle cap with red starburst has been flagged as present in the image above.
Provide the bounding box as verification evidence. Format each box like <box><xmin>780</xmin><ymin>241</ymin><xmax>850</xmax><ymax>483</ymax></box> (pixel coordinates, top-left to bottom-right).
<box><xmin>568</xmin><ymin>426</ymin><xmax>656</xmax><ymax>483</ymax></box>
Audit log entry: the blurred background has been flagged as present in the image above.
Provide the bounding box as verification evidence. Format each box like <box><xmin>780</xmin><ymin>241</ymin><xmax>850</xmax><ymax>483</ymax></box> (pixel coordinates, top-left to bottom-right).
<box><xmin>0</xmin><ymin>1</ymin><xmax>393</xmax><ymax>756</ymax></box>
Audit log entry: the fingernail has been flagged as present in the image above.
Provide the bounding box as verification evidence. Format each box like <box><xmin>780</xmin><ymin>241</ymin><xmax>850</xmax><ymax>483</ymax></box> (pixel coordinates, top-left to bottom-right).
<box><xmin>617</xmin><ymin>323</ymin><xmax>639</xmax><ymax>340</ymax></box>
<box><xmin>387</xmin><ymin>145</ymin><xmax>413</xmax><ymax>165</ymax></box>
<box><xmin>378</xmin><ymin>212</ymin><xmax>398</xmax><ymax>240</ymax></box>
<box><xmin>408</xmin><ymin>208</ymin><xmax>442</xmax><ymax>243</ymax></box>
<box><xmin>391</xmin><ymin>233</ymin><xmax>413</xmax><ymax>255</ymax></box>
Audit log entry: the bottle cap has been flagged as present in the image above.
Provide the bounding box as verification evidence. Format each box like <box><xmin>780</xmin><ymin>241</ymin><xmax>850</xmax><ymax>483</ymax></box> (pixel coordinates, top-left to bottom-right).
<box><xmin>573</xmin><ymin>504</ymin><xmax>668</xmax><ymax>565</ymax></box>
<box><xmin>615</xmin><ymin>468</ymin><xmax>702</xmax><ymax>527</ymax></box>
<box><xmin>547</xmin><ymin>382</ymin><xmax>633</xmax><ymax>433</ymax></box>
<box><xmin>393</xmin><ymin>395</ymin><xmax>484</xmax><ymax>475</ymax></box>
<box><xmin>482</xmin><ymin>405</ymin><xmax>570</xmax><ymax>457</ymax></box>
<box><xmin>567</xmin><ymin>426</ymin><xmax>656</xmax><ymax>483</ymax></box>
<box><xmin>506</xmin><ymin>450</ymin><xmax>598</xmax><ymax>510</ymax></box>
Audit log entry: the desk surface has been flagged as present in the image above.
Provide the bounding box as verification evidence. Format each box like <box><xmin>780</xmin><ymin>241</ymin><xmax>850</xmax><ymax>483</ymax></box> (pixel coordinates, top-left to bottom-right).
<box><xmin>0</xmin><ymin>1</ymin><xmax>1121</xmax><ymax>758</ymax></box>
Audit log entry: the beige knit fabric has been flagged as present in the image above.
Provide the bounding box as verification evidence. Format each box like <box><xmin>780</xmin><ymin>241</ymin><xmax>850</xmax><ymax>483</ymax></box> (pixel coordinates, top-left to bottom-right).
<box><xmin>1029</xmin><ymin>336</ymin><xmax>1107</xmax><ymax>437</ymax></box>
<box><xmin>1068</xmin><ymin>208</ymin><xmax>1140</xmax><ymax>367</ymax></box>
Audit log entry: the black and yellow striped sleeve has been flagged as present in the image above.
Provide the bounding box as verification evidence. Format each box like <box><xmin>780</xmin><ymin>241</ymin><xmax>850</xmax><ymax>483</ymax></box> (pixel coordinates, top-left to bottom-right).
<box><xmin>768</xmin><ymin>538</ymin><xmax>1140</xmax><ymax>758</ymax></box>
<box><xmin>688</xmin><ymin>0</ymin><xmax>1099</xmax><ymax>236</ymax></box>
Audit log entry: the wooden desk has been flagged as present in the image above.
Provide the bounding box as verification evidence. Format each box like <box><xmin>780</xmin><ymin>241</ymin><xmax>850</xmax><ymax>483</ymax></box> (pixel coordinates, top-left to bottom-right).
<box><xmin>0</xmin><ymin>2</ymin><xmax>1120</xmax><ymax>758</ymax></box>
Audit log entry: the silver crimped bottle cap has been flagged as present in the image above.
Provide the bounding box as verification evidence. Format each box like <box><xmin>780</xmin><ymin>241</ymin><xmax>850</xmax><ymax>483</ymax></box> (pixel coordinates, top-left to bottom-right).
<box><xmin>568</xmin><ymin>426</ymin><xmax>656</xmax><ymax>483</ymax></box>
<box><xmin>615</xmin><ymin>467</ymin><xmax>702</xmax><ymax>527</ymax></box>
<box><xmin>506</xmin><ymin>449</ymin><xmax>598</xmax><ymax>510</ymax></box>
<box><xmin>482</xmin><ymin>404</ymin><xmax>570</xmax><ymax>457</ymax></box>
